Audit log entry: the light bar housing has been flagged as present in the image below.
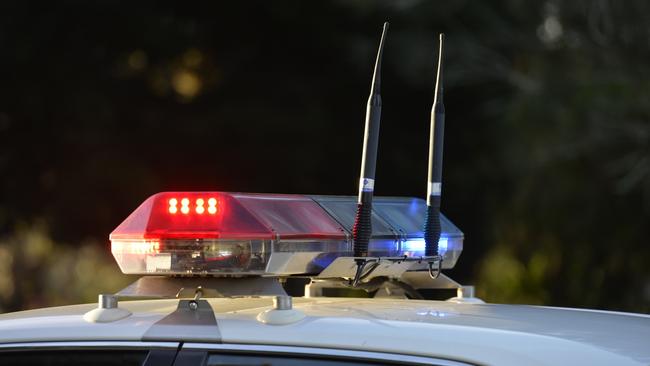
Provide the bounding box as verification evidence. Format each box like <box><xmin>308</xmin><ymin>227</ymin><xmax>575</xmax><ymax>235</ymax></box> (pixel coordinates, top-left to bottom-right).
<box><xmin>110</xmin><ymin>192</ymin><xmax>463</xmax><ymax>276</ymax></box>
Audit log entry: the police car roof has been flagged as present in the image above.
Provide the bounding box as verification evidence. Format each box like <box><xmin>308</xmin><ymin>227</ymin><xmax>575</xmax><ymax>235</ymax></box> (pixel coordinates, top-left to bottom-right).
<box><xmin>0</xmin><ymin>297</ymin><xmax>649</xmax><ymax>366</ymax></box>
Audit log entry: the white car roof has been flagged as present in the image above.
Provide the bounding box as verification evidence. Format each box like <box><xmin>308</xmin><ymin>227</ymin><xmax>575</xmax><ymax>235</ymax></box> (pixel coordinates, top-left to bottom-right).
<box><xmin>0</xmin><ymin>297</ymin><xmax>649</xmax><ymax>366</ymax></box>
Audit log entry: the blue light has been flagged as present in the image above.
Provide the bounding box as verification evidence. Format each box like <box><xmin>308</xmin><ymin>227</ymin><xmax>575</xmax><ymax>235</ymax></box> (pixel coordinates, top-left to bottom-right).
<box><xmin>408</xmin><ymin>198</ymin><xmax>420</xmax><ymax>214</ymax></box>
<box><xmin>439</xmin><ymin>237</ymin><xmax>448</xmax><ymax>253</ymax></box>
<box><xmin>402</xmin><ymin>237</ymin><xmax>448</xmax><ymax>255</ymax></box>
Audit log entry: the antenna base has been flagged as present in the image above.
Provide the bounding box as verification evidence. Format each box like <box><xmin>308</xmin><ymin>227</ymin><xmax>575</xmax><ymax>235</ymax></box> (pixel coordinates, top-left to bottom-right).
<box><xmin>348</xmin><ymin>255</ymin><xmax>443</xmax><ymax>287</ymax></box>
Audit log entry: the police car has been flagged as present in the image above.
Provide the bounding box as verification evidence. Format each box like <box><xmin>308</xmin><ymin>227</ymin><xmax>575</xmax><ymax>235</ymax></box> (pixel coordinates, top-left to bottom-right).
<box><xmin>1</xmin><ymin>191</ymin><xmax>649</xmax><ymax>366</ymax></box>
<box><xmin>1</xmin><ymin>24</ymin><xmax>649</xmax><ymax>366</ymax></box>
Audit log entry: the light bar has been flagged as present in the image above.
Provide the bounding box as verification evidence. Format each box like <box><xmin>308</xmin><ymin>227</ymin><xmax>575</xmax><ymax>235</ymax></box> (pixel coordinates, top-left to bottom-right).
<box><xmin>110</xmin><ymin>192</ymin><xmax>463</xmax><ymax>276</ymax></box>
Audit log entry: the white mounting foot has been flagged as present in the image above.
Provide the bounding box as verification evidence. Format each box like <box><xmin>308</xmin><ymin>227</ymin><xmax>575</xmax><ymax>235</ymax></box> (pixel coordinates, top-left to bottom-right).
<box><xmin>83</xmin><ymin>294</ymin><xmax>132</xmax><ymax>323</ymax></box>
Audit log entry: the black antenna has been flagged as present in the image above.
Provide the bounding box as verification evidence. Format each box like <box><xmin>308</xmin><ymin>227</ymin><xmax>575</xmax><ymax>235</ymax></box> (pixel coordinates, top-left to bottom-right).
<box><xmin>352</xmin><ymin>22</ymin><xmax>389</xmax><ymax>262</ymax></box>
<box><xmin>424</xmin><ymin>33</ymin><xmax>445</xmax><ymax>258</ymax></box>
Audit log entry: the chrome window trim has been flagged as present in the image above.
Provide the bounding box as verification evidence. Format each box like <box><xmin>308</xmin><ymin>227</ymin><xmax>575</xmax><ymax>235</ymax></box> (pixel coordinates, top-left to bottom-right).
<box><xmin>0</xmin><ymin>341</ymin><xmax>179</xmax><ymax>350</ymax></box>
<box><xmin>184</xmin><ymin>343</ymin><xmax>474</xmax><ymax>366</ymax></box>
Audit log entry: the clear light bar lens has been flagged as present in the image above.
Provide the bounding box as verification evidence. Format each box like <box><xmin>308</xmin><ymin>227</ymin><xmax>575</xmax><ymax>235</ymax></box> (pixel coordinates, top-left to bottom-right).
<box><xmin>110</xmin><ymin>192</ymin><xmax>463</xmax><ymax>275</ymax></box>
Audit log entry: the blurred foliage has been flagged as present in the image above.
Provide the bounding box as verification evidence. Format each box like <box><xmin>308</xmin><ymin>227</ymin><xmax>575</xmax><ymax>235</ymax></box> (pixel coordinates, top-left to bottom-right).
<box><xmin>0</xmin><ymin>222</ymin><xmax>130</xmax><ymax>312</ymax></box>
<box><xmin>473</xmin><ymin>0</ymin><xmax>650</xmax><ymax>312</ymax></box>
<box><xmin>0</xmin><ymin>0</ymin><xmax>648</xmax><ymax>312</ymax></box>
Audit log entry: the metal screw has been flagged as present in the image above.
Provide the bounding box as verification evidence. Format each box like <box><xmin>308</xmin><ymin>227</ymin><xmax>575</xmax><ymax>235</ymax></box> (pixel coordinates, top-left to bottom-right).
<box><xmin>273</xmin><ymin>295</ymin><xmax>292</xmax><ymax>310</ymax></box>
<box><xmin>188</xmin><ymin>300</ymin><xmax>199</xmax><ymax>310</ymax></box>
<box><xmin>99</xmin><ymin>294</ymin><xmax>118</xmax><ymax>309</ymax></box>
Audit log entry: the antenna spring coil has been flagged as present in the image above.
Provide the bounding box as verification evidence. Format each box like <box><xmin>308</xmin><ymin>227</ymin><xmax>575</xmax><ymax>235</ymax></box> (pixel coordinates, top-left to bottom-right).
<box><xmin>352</xmin><ymin>202</ymin><xmax>372</xmax><ymax>257</ymax></box>
<box><xmin>424</xmin><ymin>203</ymin><xmax>441</xmax><ymax>257</ymax></box>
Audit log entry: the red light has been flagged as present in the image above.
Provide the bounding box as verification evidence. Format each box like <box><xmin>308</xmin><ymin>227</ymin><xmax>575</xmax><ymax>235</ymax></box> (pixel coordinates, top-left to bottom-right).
<box><xmin>196</xmin><ymin>198</ymin><xmax>205</xmax><ymax>214</ymax></box>
<box><xmin>109</xmin><ymin>192</ymin><xmax>347</xmax><ymax>242</ymax></box>
<box><xmin>109</xmin><ymin>192</ymin><xmax>353</xmax><ymax>274</ymax></box>
<box><xmin>168</xmin><ymin>198</ymin><xmax>178</xmax><ymax>214</ymax></box>
<box><xmin>180</xmin><ymin>198</ymin><xmax>190</xmax><ymax>214</ymax></box>
<box><xmin>111</xmin><ymin>192</ymin><xmax>272</xmax><ymax>240</ymax></box>
<box><xmin>208</xmin><ymin>197</ymin><xmax>218</xmax><ymax>214</ymax></box>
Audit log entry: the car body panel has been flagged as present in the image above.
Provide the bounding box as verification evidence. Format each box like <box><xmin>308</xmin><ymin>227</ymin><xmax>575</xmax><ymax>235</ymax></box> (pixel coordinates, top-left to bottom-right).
<box><xmin>0</xmin><ymin>297</ymin><xmax>648</xmax><ymax>366</ymax></box>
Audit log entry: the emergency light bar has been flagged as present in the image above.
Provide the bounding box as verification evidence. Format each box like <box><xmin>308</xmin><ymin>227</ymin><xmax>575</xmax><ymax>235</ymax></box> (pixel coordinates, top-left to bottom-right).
<box><xmin>110</xmin><ymin>192</ymin><xmax>463</xmax><ymax>276</ymax></box>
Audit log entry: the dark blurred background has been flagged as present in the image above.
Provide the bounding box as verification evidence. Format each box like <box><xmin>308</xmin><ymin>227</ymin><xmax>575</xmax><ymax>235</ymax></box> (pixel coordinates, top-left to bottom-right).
<box><xmin>0</xmin><ymin>0</ymin><xmax>649</xmax><ymax>313</ymax></box>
